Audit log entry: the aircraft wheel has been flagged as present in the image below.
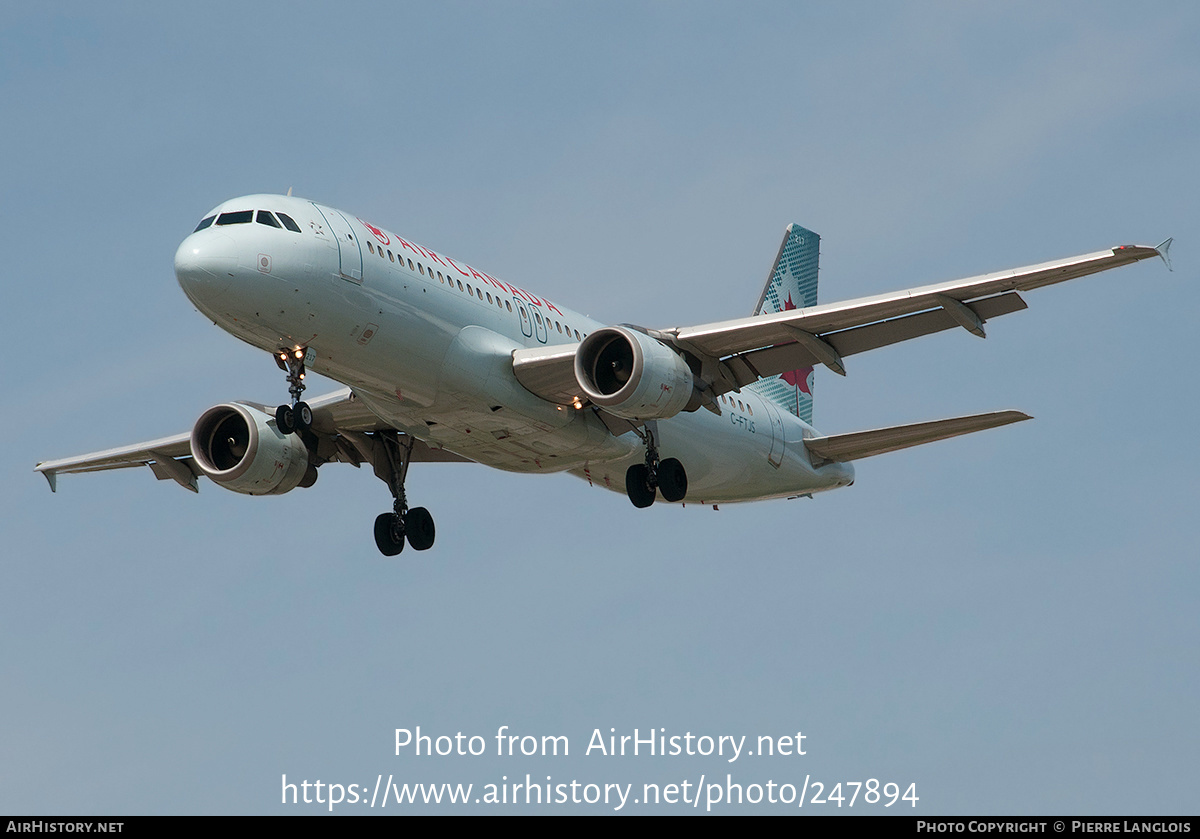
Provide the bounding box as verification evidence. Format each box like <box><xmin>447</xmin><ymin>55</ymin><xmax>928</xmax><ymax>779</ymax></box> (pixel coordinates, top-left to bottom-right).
<box><xmin>625</xmin><ymin>463</ymin><xmax>656</xmax><ymax>508</ymax></box>
<box><xmin>294</xmin><ymin>401</ymin><xmax>313</xmax><ymax>431</ymax></box>
<box><xmin>405</xmin><ymin>507</ymin><xmax>436</xmax><ymax>551</ymax></box>
<box><xmin>275</xmin><ymin>404</ymin><xmax>296</xmax><ymax>435</ymax></box>
<box><xmin>658</xmin><ymin>457</ymin><xmax>688</xmax><ymax>502</ymax></box>
<box><xmin>374</xmin><ymin>512</ymin><xmax>405</xmax><ymax>556</ymax></box>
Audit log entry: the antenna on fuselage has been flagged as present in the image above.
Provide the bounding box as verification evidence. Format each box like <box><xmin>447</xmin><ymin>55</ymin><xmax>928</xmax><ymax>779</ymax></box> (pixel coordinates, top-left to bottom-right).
<box><xmin>287</xmin><ymin>186</ymin><xmax>293</xmax><ymax>196</ymax></box>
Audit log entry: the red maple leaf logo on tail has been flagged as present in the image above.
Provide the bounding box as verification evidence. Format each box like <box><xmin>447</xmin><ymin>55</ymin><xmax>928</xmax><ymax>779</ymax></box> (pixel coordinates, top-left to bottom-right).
<box><xmin>782</xmin><ymin>365</ymin><xmax>813</xmax><ymax>394</ymax></box>
<box><xmin>777</xmin><ymin>293</ymin><xmax>813</xmax><ymax>395</ymax></box>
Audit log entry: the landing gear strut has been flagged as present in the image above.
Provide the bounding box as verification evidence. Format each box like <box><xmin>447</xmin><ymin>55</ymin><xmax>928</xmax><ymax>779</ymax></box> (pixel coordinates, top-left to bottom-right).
<box><xmin>273</xmin><ymin>347</ymin><xmax>312</xmax><ymax>435</ymax></box>
<box><xmin>625</xmin><ymin>420</ymin><xmax>687</xmax><ymax>507</ymax></box>
<box><xmin>372</xmin><ymin>431</ymin><xmax>436</xmax><ymax>555</ymax></box>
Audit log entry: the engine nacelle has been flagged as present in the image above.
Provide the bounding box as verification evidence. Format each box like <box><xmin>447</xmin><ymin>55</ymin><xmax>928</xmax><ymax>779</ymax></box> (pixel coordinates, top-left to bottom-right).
<box><xmin>190</xmin><ymin>403</ymin><xmax>313</xmax><ymax>495</ymax></box>
<box><xmin>574</xmin><ymin>326</ymin><xmax>697</xmax><ymax>421</ymax></box>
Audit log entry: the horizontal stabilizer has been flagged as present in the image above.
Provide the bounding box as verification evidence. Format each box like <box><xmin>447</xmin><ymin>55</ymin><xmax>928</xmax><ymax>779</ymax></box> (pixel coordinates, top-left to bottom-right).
<box><xmin>804</xmin><ymin>410</ymin><xmax>1031</xmax><ymax>464</ymax></box>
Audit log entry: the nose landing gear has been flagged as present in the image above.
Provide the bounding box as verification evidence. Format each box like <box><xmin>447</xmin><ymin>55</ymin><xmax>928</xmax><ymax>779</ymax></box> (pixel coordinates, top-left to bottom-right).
<box><xmin>624</xmin><ymin>420</ymin><xmax>687</xmax><ymax>507</ymax></box>
<box><xmin>273</xmin><ymin>347</ymin><xmax>313</xmax><ymax>435</ymax></box>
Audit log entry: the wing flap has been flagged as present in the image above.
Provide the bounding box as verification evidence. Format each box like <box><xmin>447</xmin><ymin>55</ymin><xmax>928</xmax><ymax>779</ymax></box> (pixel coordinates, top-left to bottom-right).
<box><xmin>723</xmin><ymin>292</ymin><xmax>1028</xmax><ymax>386</ymax></box>
<box><xmin>804</xmin><ymin>410</ymin><xmax>1032</xmax><ymax>464</ymax></box>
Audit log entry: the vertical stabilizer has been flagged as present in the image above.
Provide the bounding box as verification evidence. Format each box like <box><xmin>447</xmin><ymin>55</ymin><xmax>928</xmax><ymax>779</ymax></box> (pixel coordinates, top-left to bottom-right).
<box><xmin>748</xmin><ymin>223</ymin><xmax>819</xmax><ymax>422</ymax></box>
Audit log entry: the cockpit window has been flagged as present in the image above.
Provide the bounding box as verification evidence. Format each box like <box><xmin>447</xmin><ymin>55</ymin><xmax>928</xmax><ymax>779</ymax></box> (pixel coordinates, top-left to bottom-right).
<box><xmin>194</xmin><ymin>215</ymin><xmax>216</xmax><ymax>232</ymax></box>
<box><xmin>216</xmin><ymin>210</ymin><xmax>253</xmax><ymax>225</ymax></box>
<box><xmin>256</xmin><ymin>210</ymin><xmax>282</xmax><ymax>228</ymax></box>
<box><xmin>276</xmin><ymin>212</ymin><xmax>302</xmax><ymax>233</ymax></box>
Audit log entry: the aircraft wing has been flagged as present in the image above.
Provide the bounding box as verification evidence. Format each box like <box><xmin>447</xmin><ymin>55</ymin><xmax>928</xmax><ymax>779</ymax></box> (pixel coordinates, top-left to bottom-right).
<box><xmin>513</xmin><ymin>242</ymin><xmax>1170</xmax><ymax>404</ymax></box>
<box><xmin>667</xmin><ymin>242</ymin><xmax>1169</xmax><ymax>391</ymax></box>
<box><xmin>35</xmin><ymin>388</ymin><xmax>471</xmax><ymax>493</ymax></box>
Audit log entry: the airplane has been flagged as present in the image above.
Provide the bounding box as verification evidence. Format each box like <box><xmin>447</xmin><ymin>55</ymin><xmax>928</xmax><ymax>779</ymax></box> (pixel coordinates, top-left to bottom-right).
<box><xmin>35</xmin><ymin>194</ymin><xmax>1173</xmax><ymax>555</ymax></box>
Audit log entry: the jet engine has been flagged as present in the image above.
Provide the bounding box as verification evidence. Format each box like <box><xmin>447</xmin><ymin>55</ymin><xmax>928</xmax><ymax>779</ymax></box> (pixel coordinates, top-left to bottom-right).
<box><xmin>190</xmin><ymin>403</ymin><xmax>315</xmax><ymax>495</ymax></box>
<box><xmin>574</xmin><ymin>326</ymin><xmax>698</xmax><ymax>421</ymax></box>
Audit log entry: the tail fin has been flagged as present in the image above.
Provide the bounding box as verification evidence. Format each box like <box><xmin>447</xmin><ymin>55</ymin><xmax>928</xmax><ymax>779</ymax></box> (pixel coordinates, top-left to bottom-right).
<box><xmin>748</xmin><ymin>223</ymin><xmax>820</xmax><ymax>423</ymax></box>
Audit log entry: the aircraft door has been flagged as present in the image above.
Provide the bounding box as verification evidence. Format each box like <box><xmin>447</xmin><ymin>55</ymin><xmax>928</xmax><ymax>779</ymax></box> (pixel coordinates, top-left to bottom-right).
<box><xmin>531</xmin><ymin>306</ymin><xmax>549</xmax><ymax>343</ymax></box>
<box><xmin>325</xmin><ymin>210</ymin><xmax>364</xmax><ymax>283</ymax></box>
<box><xmin>763</xmin><ymin>400</ymin><xmax>787</xmax><ymax>468</ymax></box>
<box><xmin>514</xmin><ymin>299</ymin><xmax>534</xmax><ymax>338</ymax></box>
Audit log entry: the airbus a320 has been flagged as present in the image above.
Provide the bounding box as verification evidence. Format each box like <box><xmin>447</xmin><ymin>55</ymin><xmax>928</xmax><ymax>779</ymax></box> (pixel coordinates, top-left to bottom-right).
<box><xmin>36</xmin><ymin>194</ymin><xmax>1172</xmax><ymax>554</ymax></box>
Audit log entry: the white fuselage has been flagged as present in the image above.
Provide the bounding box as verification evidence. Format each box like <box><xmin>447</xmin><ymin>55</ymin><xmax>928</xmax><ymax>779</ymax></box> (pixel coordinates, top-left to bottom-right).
<box><xmin>173</xmin><ymin>194</ymin><xmax>854</xmax><ymax>504</ymax></box>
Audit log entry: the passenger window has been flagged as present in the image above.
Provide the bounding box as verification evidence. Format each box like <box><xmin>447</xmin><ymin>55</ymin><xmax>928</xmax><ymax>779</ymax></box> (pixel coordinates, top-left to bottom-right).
<box><xmin>216</xmin><ymin>210</ymin><xmax>253</xmax><ymax>225</ymax></box>
<box><xmin>276</xmin><ymin>212</ymin><xmax>302</xmax><ymax>233</ymax></box>
<box><xmin>748</xmin><ymin>404</ymin><xmax>753</xmax><ymax>416</ymax></box>
<box><xmin>476</xmin><ymin>288</ymin><xmax>483</xmax><ymax>300</ymax></box>
<box><xmin>574</xmin><ymin>330</ymin><xmax>580</xmax><ymax>340</ymax></box>
<box><xmin>368</xmin><ymin>242</ymin><xmax>375</xmax><ymax>254</ymax></box>
<box><xmin>466</xmin><ymin>283</ymin><xmax>472</xmax><ymax>295</ymax></box>
<box><xmin>457</xmin><ymin>280</ymin><xmax>464</xmax><ymax>291</ymax></box>
<box><xmin>535</xmin><ymin>312</ymin><xmax>543</xmax><ymax>325</ymax></box>
<box><xmin>408</xmin><ymin>259</ymin><xmax>414</xmax><ymax>270</ymax></box>
<box><xmin>556</xmin><ymin>322</ymin><xmax>562</xmax><ymax>333</ymax></box>
<box><xmin>486</xmin><ymin>292</ymin><xmax>493</xmax><ymax>304</ymax></box>
<box><xmin>256</xmin><ymin>210</ymin><xmax>282</xmax><ymax>228</ymax></box>
<box><xmin>505</xmin><ymin>301</ymin><xmax>512</xmax><ymax>312</ymax></box>
<box><xmin>194</xmin><ymin>215</ymin><xmax>216</xmax><ymax>232</ymax></box>
<box><xmin>419</xmin><ymin>263</ymin><xmax>424</xmax><ymax>275</ymax></box>
<box><xmin>388</xmin><ymin>250</ymin><xmax>394</xmax><ymax>262</ymax></box>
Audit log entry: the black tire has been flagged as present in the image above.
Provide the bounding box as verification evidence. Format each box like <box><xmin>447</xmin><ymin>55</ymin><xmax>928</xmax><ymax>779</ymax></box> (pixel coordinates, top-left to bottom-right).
<box><xmin>658</xmin><ymin>457</ymin><xmax>688</xmax><ymax>502</ymax></box>
<box><xmin>405</xmin><ymin>507</ymin><xmax>436</xmax><ymax>551</ymax></box>
<box><xmin>294</xmin><ymin>401</ymin><xmax>313</xmax><ymax>431</ymax></box>
<box><xmin>275</xmin><ymin>404</ymin><xmax>296</xmax><ymax>435</ymax></box>
<box><xmin>625</xmin><ymin>463</ymin><xmax>656</xmax><ymax>508</ymax></box>
<box><xmin>374</xmin><ymin>512</ymin><xmax>405</xmax><ymax>556</ymax></box>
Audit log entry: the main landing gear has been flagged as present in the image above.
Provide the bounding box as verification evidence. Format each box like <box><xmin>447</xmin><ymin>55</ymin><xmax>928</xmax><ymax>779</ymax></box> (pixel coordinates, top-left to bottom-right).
<box><xmin>625</xmin><ymin>420</ymin><xmax>687</xmax><ymax>508</ymax></box>
<box><xmin>274</xmin><ymin>347</ymin><xmax>313</xmax><ymax>435</ymax></box>
<box><xmin>372</xmin><ymin>431</ymin><xmax>436</xmax><ymax>556</ymax></box>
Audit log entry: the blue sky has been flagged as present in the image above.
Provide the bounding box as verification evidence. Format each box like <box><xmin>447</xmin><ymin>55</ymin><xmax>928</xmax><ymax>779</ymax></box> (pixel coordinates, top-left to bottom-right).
<box><xmin>2</xmin><ymin>2</ymin><xmax>1197</xmax><ymax>814</ymax></box>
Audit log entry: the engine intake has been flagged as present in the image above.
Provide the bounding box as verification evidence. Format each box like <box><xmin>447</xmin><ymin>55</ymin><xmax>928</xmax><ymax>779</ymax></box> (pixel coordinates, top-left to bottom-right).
<box><xmin>575</xmin><ymin>326</ymin><xmax>697</xmax><ymax>421</ymax></box>
<box><xmin>190</xmin><ymin>403</ymin><xmax>313</xmax><ymax>495</ymax></box>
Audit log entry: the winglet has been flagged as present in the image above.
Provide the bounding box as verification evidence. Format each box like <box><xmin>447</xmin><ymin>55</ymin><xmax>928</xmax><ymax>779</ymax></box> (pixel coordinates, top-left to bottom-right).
<box><xmin>1155</xmin><ymin>238</ymin><xmax>1173</xmax><ymax>272</ymax></box>
<box><xmin>37</xmin><ymin>465</ymin><xmax>57</xmax><ymax>492</ymax></box>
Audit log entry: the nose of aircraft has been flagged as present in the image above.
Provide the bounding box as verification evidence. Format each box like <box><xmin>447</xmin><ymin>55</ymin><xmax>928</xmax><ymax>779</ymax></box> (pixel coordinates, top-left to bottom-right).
<box><xmin>174</xmin><ymin>232</ymin><xmax>238</xmax><ymax>302</ymax></box>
